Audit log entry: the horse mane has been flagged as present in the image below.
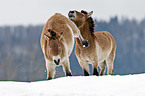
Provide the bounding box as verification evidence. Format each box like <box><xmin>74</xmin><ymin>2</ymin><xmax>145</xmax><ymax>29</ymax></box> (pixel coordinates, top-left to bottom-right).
<box><xmin>81</xmin><ymin>10</ymin><xmax>95</xmax><ymax>33</ymax></box>
<box><xmin>48</xmin><ymin>29</ymin><xmax>57</xmax><ymax>39</ymax></box>
<box><xmin>48</xmin><ymin>29</ymin><xmax>56</xmax><ymax>36</ymax></box>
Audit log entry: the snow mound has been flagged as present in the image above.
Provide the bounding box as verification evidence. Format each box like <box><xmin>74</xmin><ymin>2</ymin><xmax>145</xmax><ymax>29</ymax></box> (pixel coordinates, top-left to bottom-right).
<box><xmin>1</xmin><ymin>73</ymin><xmax>145</xmax><ymax>96</ymax></box>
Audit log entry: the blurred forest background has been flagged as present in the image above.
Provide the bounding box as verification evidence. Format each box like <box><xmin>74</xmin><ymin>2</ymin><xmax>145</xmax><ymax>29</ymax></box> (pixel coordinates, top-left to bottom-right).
<box><xmin>0</xmin><ymin>16</ymin><xmax>145</xmax><ymax>81</ymax></box>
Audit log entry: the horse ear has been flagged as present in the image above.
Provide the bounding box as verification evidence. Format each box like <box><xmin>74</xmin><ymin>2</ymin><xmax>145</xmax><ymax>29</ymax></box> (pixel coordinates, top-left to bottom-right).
<box><xmin>87</xmin><ymin>11</ymin><xmax>93</xmax><ymax>18</ymax></box>
<box><xmin>44</xmin><ymin>34</ymin><xmax>50</xmax><ymax>40</ymax></box>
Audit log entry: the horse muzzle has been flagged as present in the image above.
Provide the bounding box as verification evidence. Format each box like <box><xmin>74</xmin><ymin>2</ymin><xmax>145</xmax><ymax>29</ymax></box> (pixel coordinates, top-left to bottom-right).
<box><xmin>53</xmin><ymin>55</ymin><xmax>61</xmax><ymax>65</ymax></box>
<box><xmin>54</xmin><ymin>59</ymin><xmax>60</xmax><ymax>65</ymax></box>
<box><xmin>68</xmin><ymin>11</ymin><xmax>76</xmax><ymax>21</ymax></box>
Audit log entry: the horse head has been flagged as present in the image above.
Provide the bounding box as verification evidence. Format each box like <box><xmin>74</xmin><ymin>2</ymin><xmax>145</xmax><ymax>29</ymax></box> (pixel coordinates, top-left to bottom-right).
<box><xmin>68</xmin><ymin>10</ymin><xmax>93</xmax><ymax>47</ymax></box>
<box><xmin>44</xmin><ymin>29</ymin><xmax>63</xmax><ymax>65</ymax></box>
<box><xmin>68</xmin><ymin>10</ymin><xmax>93</xmax><ymax>28</ymax></box>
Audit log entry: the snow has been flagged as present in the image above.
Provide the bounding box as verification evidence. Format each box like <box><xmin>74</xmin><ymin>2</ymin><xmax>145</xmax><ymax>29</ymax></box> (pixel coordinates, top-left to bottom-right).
<box><xmin>1</xmin><ymin>73</ymin><xmax>145</xmax><ymax>96</ymax></box>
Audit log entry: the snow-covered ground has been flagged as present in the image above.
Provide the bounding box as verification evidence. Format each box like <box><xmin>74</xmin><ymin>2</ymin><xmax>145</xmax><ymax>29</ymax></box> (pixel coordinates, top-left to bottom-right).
<box><xmin>1</xmin><ymin>73</ymin><xmax>145</xmax><ymax>96</ymax></box>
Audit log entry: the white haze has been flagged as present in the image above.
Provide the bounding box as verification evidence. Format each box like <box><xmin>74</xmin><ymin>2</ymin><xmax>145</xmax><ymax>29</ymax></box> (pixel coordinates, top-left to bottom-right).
<box><xmin>0</xmin><ymin>0</ymin><xmax>145</xmax><ymax>26</ymax></box>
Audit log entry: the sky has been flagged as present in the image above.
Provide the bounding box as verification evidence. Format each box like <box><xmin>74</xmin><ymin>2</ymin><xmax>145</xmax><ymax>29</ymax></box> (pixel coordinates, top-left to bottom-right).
<box><xmin>0</xmin><ymin>0</ymin><xmax>145</xmax><ymax>26</ymax></box>
<box><xmin>1</xmin><ymin>74</ymin><xmax>145</xmax><ymax>96</ymax></box>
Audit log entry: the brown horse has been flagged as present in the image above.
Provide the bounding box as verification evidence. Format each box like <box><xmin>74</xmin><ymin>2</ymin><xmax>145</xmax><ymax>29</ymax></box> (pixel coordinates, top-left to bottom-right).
<box><xmin>40</xmin><ymin>13</ymin><xmax>86</xmax><ymax>80</ymax></box>
<box><xmin>68</xmin><ymin>10</ymin><xmax>116</xmax><ymax>76</ymax></box>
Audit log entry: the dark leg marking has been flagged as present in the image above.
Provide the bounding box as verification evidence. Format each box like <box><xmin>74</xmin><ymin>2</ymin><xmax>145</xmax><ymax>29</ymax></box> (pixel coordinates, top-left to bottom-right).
<box><xmin>93</xmin><ymin>68</ymin><xmax>99</xmax><ymax>76</ymax></box>
<box><xmin>100</xmin><ymin>72</ymin><xmax>104</xmax><ymax>76</ymax></box>
<box><xmin>47</xmin><ymin>77</ymin><xmax>52</xmax><ymax>80</ymax></box>
<box><xmin>84</xmin><ymin>70</ymin><xmax>89</xmax><ymax>76</ymax></box>
<box><xmin>111</xmin><ymin>69</ymin><xmax>114</xmax><ymax>75</ymax></box>
<box><xmin>66</xmin><ymin>72</ymin><xmax>72</xmax><ymax>76</ymax></box>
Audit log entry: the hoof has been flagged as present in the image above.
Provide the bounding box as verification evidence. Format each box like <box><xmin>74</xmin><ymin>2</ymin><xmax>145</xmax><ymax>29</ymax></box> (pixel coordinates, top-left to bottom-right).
<box><xmin>93</xmin><ymin>68</ymin><xmax>99</xmax><ymax>76</ymax></box>
<box><xmin>47</xmin><ymin>77</ymin><xmax>52</xmax><ymax>80</ymax></box>
<box><xmin>66</xmin><ymin>72</ymin><xmax>72</xmax><ymax>76</ymax></box>
<box><xmin>84</xmin><ymin>70</ymin><xmax>89</xmax><ymax>76</ymax></box>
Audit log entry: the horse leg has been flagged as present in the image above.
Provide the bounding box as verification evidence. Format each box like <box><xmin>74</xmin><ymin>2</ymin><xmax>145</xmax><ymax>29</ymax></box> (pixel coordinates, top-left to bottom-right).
<box><xmin>45</xmin><ymin>59</ymin><xmax>55</xmax><ymax>80</ymax></box>
<box><xmin>62</xmin><ymin>59</ymin><xmax>72</xmax><ymax>76</ymax></box>
<box><xmin>79</xmin><ymin>60</ymin><xmax>90</xmax><ymax>76</ymax></box>
<box><xmin>46</xmin><ymin>64</ymin><xmax>55</xmax><ymax>80</ymax></box>
<box><xmin>99</xmin><ymin>60</ymin><xmax>106</xmax><ymax>76</ymax></box>
<box><xmin>92</xmin><ymin>60</ymin><xmax>99</xmax><ymax>76</ymax></box>
<box><xmin>106</xmin><ymin>51</ymin><xmax>115</xmax><ymax>75</ymax></box>
<box><xmin>106</xmin><ymin>60</ymin><xmax>114</xmax><ymax>75</ymax></box>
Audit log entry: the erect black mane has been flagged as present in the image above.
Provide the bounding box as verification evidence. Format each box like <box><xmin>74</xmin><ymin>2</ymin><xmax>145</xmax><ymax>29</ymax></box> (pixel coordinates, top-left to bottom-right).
<box><xmin>81</xmin><ymin>10</ymin><xmax>95</xmax><ymax>33</ymax></box>
<box><xmin>48</xmin><ymin>29</ymin><xmax>56</xmax><ymax>36</ymax></box>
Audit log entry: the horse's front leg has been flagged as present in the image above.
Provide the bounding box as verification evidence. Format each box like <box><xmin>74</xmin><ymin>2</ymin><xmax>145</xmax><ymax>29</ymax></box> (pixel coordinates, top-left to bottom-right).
<box><xmin>62</xmin><ymin>59</ymin><xmax>72</xmax><ymax>76</ymax></box>
<box><xmin>92</xmin><ymin>59</ymin><xmax>99</xmax><ymax>76</ymax></box>
<box><xmin>78</xmin><ymin>60</ymin><xmax>90</xmax><ymax>76</ymax></box>
<box><xmin>99</xmin><ymin>60</ymin><xmax>107</xmax><ymax>76</ymax></box>
<box><xmin>46</xmin><ymin>63</ymin><xmax>55</xmax><ymax>80</ymax></box>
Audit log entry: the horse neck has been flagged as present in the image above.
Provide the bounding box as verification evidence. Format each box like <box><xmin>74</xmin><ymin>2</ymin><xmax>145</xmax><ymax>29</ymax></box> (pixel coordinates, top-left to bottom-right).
<box><xmin>80</xmin><ymin>22</ymin><xmax>93</xmax><ymax>41</ymax></box>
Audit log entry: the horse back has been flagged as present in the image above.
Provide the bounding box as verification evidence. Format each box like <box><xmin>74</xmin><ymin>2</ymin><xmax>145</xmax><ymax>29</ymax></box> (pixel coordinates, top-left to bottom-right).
<box><xmin>41</xmin><ymin>13</ymin><xmax>74</xmax><ymax>57</ymax></box>
<box><xmin>94</xmin><ymin>31</ymin><xmax>116</xmax><ymax>51</ymax></box>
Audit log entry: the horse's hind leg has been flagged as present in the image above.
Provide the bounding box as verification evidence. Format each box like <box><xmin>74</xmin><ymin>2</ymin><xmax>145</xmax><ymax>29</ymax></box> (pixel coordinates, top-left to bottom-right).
<box><xmin>106</xmin><ymin>51</ymin><xmax>115</xmax><ymax>75</ymax></box>
<box><xmin>99</xmin><ymin>60</ymin><xmax>107</xmax><ymax>76</ymax></box>
<box><xmin>62</xmin><ymin>59</ymin><xmax>72</xmax><ymax>76</ymax></box>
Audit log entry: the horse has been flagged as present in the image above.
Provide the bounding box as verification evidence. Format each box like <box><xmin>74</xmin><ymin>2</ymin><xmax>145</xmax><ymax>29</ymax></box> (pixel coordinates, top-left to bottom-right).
<box><xmin>40</xmin><ymin>13</ymin><xmax>86</xmax><ymax>80</ymax></box>
<box><xmin>68</xmin><ymin>10</ymin><xmax>116</xmax><ymax>76</ymax></box>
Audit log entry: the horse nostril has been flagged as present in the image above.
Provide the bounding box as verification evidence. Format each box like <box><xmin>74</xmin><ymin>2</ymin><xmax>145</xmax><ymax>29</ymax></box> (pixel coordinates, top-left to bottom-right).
<box><xmin>68</xmin><ymin>13</ymin><xmax>74</xmax><ymax>17</ymax></box>
<box><xmin>58</xmin><ymin>59</ymin><xmax>60</xmax><ymax>64</ymax></box>
<box><xmin>54</xmin><ymin>59</ymin><xmax>60</xmax><ymax>65</ymax></box>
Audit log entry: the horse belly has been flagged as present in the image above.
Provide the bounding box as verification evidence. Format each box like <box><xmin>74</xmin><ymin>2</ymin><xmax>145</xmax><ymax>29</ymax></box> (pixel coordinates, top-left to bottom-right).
<box><xmin>76</xmin><ymin>49</ymin><xmax>94</xmax><ymax>64</ymax></box>
<box><xmin>97</xmin><ymin>46</ymin><xmax>112</xmax><ymax>63</ymax></box>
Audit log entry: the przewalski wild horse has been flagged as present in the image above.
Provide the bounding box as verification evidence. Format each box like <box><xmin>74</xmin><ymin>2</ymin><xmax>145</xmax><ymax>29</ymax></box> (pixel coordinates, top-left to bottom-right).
<box><xmin>68</xmin><ymin>10</ymin><xmax>116</xmax><ymax>76</ymax></box>
<box><xmin>40</xmin><ymin>13</ymin><xmax>86</xmax><ymax>80</ymax></box>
